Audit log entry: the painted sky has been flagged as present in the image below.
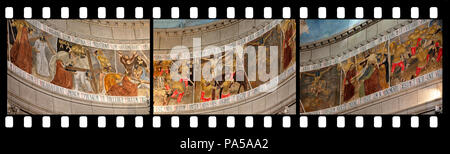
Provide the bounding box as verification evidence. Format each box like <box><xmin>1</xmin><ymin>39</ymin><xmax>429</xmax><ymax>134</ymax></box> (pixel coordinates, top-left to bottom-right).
<box><xmin>300</xmin><ymin>19</ymin><xmax>365</xmax><ymax>45</ymax></box>
<box><xmin>153</xmin><ymin>19</ymin><xmax>217</xmax><ymax>29</ymax></box>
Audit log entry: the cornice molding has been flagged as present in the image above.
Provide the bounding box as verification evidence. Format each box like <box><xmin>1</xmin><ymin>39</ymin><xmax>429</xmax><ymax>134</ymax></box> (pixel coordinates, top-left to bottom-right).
<box><xmin>39</xmin><ymin>19</ymin><xmax>150</xmax><ymax>45</ymax></box>
<box><xmin>79</xmin><ymin>19</ymin><xmax>150</xmax><ymax>28</ymax></box>
<box><xmin>154</xmin><ymin>19</ymin><xmax>243</xmax><ymax>37</ymax></box>
<box><xmin>300</xmin><ymin>19</ymin><xmax>380</xmax><ymax>52</ymax></box>
<box><xmin>153</xmin><ymin>19</ymin><xmax>273</xmax><ymax>52</ymax></box>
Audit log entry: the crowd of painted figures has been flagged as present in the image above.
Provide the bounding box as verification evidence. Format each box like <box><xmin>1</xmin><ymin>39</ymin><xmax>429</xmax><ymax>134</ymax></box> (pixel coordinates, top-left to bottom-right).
<box><xmin>153</xmin><ymin>20</ymin><xmax>296</xmax><ymax>106</ymax></box>
<box><xmin>7</xmin><ymin>20</ymin><xmax>150</xmax><ymax>97</ymax></box>
<box><xmin>300</xmin><ymin>20</ymin><xmax>442</xmax><ymax>112</ymax></box>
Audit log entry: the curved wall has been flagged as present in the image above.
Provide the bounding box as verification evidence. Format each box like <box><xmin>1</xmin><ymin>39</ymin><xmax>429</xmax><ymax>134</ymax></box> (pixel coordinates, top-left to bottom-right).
<box><xmin>153</xmin><ymin>19</ymin><xmax>218</xmax><ymax>29</ymax></box>
<box><xmin>299</xmin><ymin>19</ymin><xmax>443</xmax><ymax>114</ymax></box>
<box><xmin>8</xmin><ymin>70</ymin><xmax>149</xmax><ymax>115</ymax></box>
<box><xmin>7</xmin><ymin>64</ymin><xmax>294</xmax><ymax>115</ymax></box>
<box><xmin>7</xmin><ymin>19</ymin><xmax>150</xmax><ymax>114</ymax></box>
<box><xmin>156</xmin><ymin>71</ymin><xmax>296</xmax><ymax>114</ymax></box>
<box><xmin>300</xmin><ymin>20</ymin><xmax>410</xmax><ymax>65</ymax></box>
<box><xmin>153</xmin><ymin>19</ymin><xmax>296</xmax><ymax>114</ymax></box>
<box><xmin>154</xmin><ymin>20</ymin><xmax>273</xmax><ymax>54</ymax></box>
<box><xmin>42</xmin><ymin>20</ymin><xmax>150</xmax><ymax>43</ymax></box>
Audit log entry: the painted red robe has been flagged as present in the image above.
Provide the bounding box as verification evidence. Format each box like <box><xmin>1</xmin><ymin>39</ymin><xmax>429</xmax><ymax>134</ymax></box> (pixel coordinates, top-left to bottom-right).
<box><xmin>364</xmin><ymin>67</ymin><xmax>381</xmax><ymax>96</ymax></box>
<box><xmin>343</xmin><ymin>68</ymin><xmax>356</xmax><ymax>102</ymax></box>
<box><xmin>107</xmin><ymin>76</ymin><xmax>138</xmax><ymax>96</ymax></box>
<box><xmin>10</xmin><ymin>27</ymin><xmax>33</xmax><ymax>74</ymax></box>
<box><xmin>282</xmin><ymin>27</ymin><xmax>293</xmax><ymax>70</ymax></box>
<box><xmin>51</xmin><ymin>60</ymin><xmax>74</xmax><ymax>89</ymax></box>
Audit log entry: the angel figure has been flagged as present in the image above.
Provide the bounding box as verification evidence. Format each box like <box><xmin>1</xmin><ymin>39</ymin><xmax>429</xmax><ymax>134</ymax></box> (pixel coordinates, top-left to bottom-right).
<box><xmin>302</xmin><ymin>67</ymin><xmax>332</xmax><ymax>97</ymax></box>
<box><xmin>118</xmin><ymin>51</ymin><xmax>138</xmax><ymax>77</ymax></box>
<box><xmin>390</xmin><ymin>39</ymin><xmax>408</xmax><ymax>81</ymax></box>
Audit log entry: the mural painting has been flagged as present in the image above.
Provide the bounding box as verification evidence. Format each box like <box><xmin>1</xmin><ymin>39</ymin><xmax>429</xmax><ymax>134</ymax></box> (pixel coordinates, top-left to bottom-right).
<box><xmin>153</xmin><ymin>20</ymin><xmax>296</xmax><ymax>106</ymax></box>
<box><xmin>281</xmin><ymin>20</ymin><xmax>296</xmax><ymax>71</ymax></box>
<box><xmin>339</xmin><ymin>57</ymin><xmax>358</xmax><ymax>103</ymax></box>
<box><xmin>153</xmin><ymin>59</ymin><xmax>195</xmax><ymax>106</ymax></box>
<box><xmin>354</xmin><ymin>42</ymin><xmax>389</xmax><ymax>98</ymax></box>
<box><xmin>192</xmin><ymin>22</ymin><xmax>283</xmax><ymax>103</ymax></box>
<box><xmin>7</xmin><ymin>20</ymin><xmax>150</xmax><ymax>97</ymax></box>
<box><xmin>389</xmin><ymin>20</ymin><xmax>443</xmax><ymax>86</ymax></box>
<box><xmin>300</xmin><ymin>65</ymin><xmax>341</xmax><ymax>112</ymax></box>
<box><xmin>299</xmin><ymin>20</ymin><xmax>443</xmax><ymax>113</ymax></box>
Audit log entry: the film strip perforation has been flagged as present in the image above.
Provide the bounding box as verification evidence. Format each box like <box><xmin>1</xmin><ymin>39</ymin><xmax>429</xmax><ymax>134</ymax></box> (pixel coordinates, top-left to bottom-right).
<box><xmin>245</xmin><ymin>116</ymin><xmax>253</xmax><ymax>128</ymax></box>
<box><xmin>1</xmin><ymin>115</ymin><xmax>442</xmax><ymax>128</ymax></box>
<box><xmin>3</xmin><ymin>6</ymin><xmax>441</xmax><ymax>19</ymax></box>
<box><xmin>190</xmin><ymin>116</ymin><xmax>198</xmax><ymax>128</ymax></box>
<box><xmin>209</xmin><ymin>116</ymin><xmax>217</xmax><ymax>128</ymax></box>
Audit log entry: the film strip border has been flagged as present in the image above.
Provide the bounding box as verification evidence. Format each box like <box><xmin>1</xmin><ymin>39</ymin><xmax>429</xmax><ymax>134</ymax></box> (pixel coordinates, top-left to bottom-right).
<box><xmin>1</xmin><ymin>4</ymin><xmax>446</xmax><ymax>129</ymax></box>
<box><xmin>0</xmin><ymin>115</ymin><xmax>440</xmax><ymax>128</ymax></box>
<box><xmin>0</xmin><ymin>6</ymin><xmax>442</xmax><ymax>19</ymax></box>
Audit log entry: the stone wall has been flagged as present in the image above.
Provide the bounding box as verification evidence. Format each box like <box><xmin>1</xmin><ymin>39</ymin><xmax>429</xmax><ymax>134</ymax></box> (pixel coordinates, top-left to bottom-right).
<box><xmin>42</xmin><ymin>20</ymin><xmax>150</xmax><ymax>43</ymax></box>
<box><xmin>154</xmin><ymin>20</ymin><xmax>273</xmax><ymax>53</ymax></box>
<box><xmin>342</xmin><ymin>79</ymin><xmax>442</xmax><ymax>114</ymax></box>
<box><xmin>156</xmin><ymin>72</ymin><xmax>296</xmax><ymax>114</ymax></box>
<box><xmin>7</xmin><ymin>70</ymin><xmax>149</xmax><ymax>115</ymax></box>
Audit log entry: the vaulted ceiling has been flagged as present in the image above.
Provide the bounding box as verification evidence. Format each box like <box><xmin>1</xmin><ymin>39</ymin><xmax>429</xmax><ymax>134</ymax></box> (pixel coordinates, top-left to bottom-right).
<box><xmin>153</xmin><ymin>19</ymin><xmax>217</xmax><ymax>29</ymax></box>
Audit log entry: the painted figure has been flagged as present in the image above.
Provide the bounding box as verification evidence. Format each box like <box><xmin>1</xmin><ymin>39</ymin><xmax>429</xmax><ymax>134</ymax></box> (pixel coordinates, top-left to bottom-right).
<box><xmin>153</xmin><ymin>60</ymin><xmax>174</xmax><ymax>105</ymax></box>
<box><xmin>200</xmin><ymin>79</ymin><xmax>215</xmax><ymax>102</ymax></box>
<box><xmin>164</xmin><ymin>74</ymin><xmax>187</xmax><ymax>104</ymax></box>
<box><xmin>33</xmin><ymin>36</ymin><xmax>51</xmax><ymax>77</ymax></box>
<box><xmin>104</xmin><ymin>73</ymin><xmax>122</xmax><ymax>93</ymax></box>
<box><xmin>95</xmin><ymin>50</ymin><xmax>112</xmax><ymax>73</ymax></box>
<box><xmin>107</xmin><ymin>76</ymin><xmax>138</xmax><ymax>96</ymax></box>
<box><xmin>281</xmin><ymin>20</ymin><xmax>296</xmax><ymax>70</ymax></box>
<box><xmin>118</xmin><ymin>51</ymin><xmax>138</xmax><ymax>77</ymax></box>
<box><xmin>376</xmin><ymin>43</ymin><xmax>390</xmax><ymax>89</ymax></box>
<box><xmin>354</xmin><ymin>54</ymin><xmax>381</xmax><ymax>97</ymax></box>
<box><xmin>390</xmin><ymin>40</ymin><xmax>408</xmax><ymax>83</ymax></box>
<box><xmin>49</xmin><ymin>50</ymin><xmax>71</xmax><ymax>79</ymax></box>
<box><xmin>300</xmin><ymin>65</ymin><xmax>340</xmax><ymax>112</ymax></box>
<box><xmin>68</xmin><ymin>45</ymin><xmax>93</xmax><ymax>93</ymax></box>
<box><xmin>302</xmin><ymin>67</ymin><xmax>332</xmax><ymax>97</ymax></box>
<box><xmin>412</xmin><ymin>21</ymin><xmax>442</xmax><ymax>77</ymax></box>
<box><xmin>10</xmin><ymin>20</ymin><xmax>33</xmax><ymax>74</ymax></box>
<box><xmin>390</xmin><ymin>20</ymin><xmax>443</xmax><ymax>86</ymax></box>
<box><xmin>134</xmin><ymin>55</ymin><xmax>150</xmax><ymax>82</ymax></box>
<box><xmin>50</xmin><ymin>60</ymin><xmax>74</xmax><ymax>89</ymax></box>
<box><xmin>219</xmin><ymin>72</ymin><xmax>235</xmax><ymax>99</ymax></box>
<box><xmin>341</xmin><ymin>59</ymin><xmax>356</xmax><ymax>102</ymax></box>
<box><xmin>94</xmin><ymin>50</ymin><xmax>112</xmax><ymax>93</ymax></box>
